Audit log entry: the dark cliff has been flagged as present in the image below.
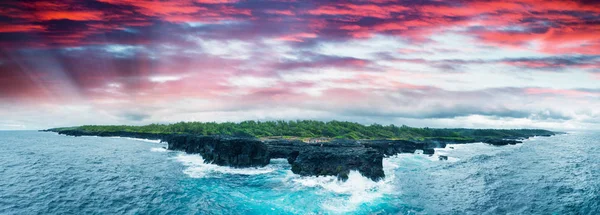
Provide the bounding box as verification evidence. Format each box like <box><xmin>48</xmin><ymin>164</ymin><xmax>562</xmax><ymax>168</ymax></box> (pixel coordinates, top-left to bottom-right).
<box><xmin>164</xmin><ymin>135</ymin><xmax>270</xmax><ymax>168</ymax></box>
<box><xmin>289</xmin><ymin>146</ymin><xmax>384</xmax><ymax>181</ymax></box>
<box><xmin>51</xmin><ymin>129</ymin><xmax>170</xmax><ymax>140</ymax></box>
<box><xmin>266</xmin><ymin>139</ymin><xmax>385</xmax><ymax>181</ymax></box>
<box><xmin>47</xmin><ymin>128</ymin><xmax>559</xmax><ymax>181</ymax></box>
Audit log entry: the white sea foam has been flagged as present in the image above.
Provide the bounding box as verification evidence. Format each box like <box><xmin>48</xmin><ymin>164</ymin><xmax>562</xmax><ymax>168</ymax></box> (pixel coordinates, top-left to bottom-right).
<box><xmin>286</xmin><ymin>157</ymin><xmax>400</xmax><ymax>213</ymax></box>
<box><xmin>109</xmin><ymin>136</ymin><xmax>162</xmax><ymax>143</ymax></box>
<box><xmin>421</xmin><ymin>146</ymin><xmax>457</xmax><ymax>162</ymax></box>
<box><xmin>430</xmin><ymin>142</ymin><xmax>525</xmax><ymax>163</ymax></box>
<box><xmin>175</xmin><ymin>153</ymin><xmax>276</xmax><ymax>178</ymax></box>
<box><xmin>150</xmin><ymin>147</ymin><xmax>168</xmax><ymax>152</ymax></box>
<box><xmin>124</xmin><ymin>137</ymin><xmax>162</xmax><ymax>143</ymax></box>
<box><xmin>407</xmin><ymin>148</ymin><xmax>458</xmax><ymax>162</ymax></box>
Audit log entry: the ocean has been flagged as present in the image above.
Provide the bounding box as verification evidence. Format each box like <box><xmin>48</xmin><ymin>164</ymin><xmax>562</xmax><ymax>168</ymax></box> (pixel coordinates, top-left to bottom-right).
<box><xmin>0</xmin><ymin>131</ymin><xmax>598</xmax><ymax>214</ymax></box>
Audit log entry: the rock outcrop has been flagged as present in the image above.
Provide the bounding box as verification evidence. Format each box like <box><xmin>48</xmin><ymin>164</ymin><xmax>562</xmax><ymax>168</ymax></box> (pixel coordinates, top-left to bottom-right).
<box><xmin>361</xmin><ymin>139</ymin><xmax>425</xmax><ymax>155</ymax></box>
<box><xmin>289</xmin><ymin>147</ymin><xmax>384</xmax><ymax>181</ymax></box>
<box><xmin>47</xmin><ymin>128</ymin><xmax>558</xmax><ymax>181</ymax></box>
<box><xmin>422</xmin><ymin>148</ymin><xmax>435</xmax><ymax>155</ymax></box>
<box><xmin>49</xmin><ymin>130</ymin><xmax>386</xmax><ymax>180</ymax></box>
<box><xmin>481</xmin><ymin>138</ymin><xmax>522</xmax><ymax>146</ymax></box>
<box><xmin>266</xmin><ymin>139</ymin><xmax>384</xmax><ymax>181</ymax></box>
<box><xmin>165</xmin><ymin>135</ymin><xmax>270</xmax><ymax>168</ymax></box>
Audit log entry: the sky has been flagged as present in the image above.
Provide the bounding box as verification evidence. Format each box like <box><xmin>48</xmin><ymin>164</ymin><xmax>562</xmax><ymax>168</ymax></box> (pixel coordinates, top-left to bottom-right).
<box><xmin>0</xmin><ymin>0</ymin><xmax>599</xmax><ymax>130</ymax></box>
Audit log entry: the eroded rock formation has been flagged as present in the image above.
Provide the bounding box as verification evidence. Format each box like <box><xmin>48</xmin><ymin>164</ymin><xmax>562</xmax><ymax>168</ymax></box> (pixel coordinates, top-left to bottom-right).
<box><xmin>46</xmin><ymin>129</ymin><xmax>557</xmax><ymax>181</ymax></box>
<box><xmin>165</xmin><ymin>135</ymin><xmax>270</xmax><ymax>168</ymax></box>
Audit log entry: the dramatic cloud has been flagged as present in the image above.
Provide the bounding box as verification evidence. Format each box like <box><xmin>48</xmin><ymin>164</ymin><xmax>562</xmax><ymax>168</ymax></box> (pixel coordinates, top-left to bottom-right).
<box><xmin>0</xmin><ymin>0</ymin><xmax>599</xmax><ymax>130</ymax></box>
<box><xmin>500</xmin><ymin>56</ymin><xmax>600</xmax><ymax>71</ymax></box>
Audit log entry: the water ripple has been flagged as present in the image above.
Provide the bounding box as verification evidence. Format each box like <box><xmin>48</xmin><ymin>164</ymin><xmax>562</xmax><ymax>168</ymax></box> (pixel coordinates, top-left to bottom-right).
<box><xmin>0</xmin><ymin>131</ymin><xmax>598</xmax><ymax>215</ymax></box>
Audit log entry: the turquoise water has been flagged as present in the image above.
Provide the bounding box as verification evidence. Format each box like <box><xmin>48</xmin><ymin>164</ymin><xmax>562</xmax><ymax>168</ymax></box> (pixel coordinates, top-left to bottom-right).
<box><xmin>0</xmin><ymin>131</ymin><xmax>598</xmax><ymax>214</ymax></box>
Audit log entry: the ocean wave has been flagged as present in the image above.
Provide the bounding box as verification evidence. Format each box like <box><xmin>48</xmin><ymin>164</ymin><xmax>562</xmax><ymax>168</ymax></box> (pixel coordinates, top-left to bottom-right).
<box><xmin>124</xmin><ymin>137</ymin><xmax>162</xmax><ymax>143</ymax></box>
<box><xmin>284</xmin><ymin>157</ymin><xmax>401</xmax><ymax>213</ymax></box>
<box><xmin>109</xmin><ymin>136</ymin><xmax>162</xmax><ymax>143</ymax></box>
<box><xmin>150</xmin><ymin>147</ymin><xmax>168</xmax><ymax>152</ymax></box>
<box><xmin>174</xmin><ymin>153</ymin><xmax>277</xmax><ymax>178</ymax></box>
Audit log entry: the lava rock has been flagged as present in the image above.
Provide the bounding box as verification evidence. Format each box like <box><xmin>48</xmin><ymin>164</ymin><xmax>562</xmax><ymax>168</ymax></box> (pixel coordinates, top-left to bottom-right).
<box><xmin>266</xmin><ymin>139</ymin><xmax>385</xmax><ymax>181</ymax></box>
<box><xmin>165</xmin><ymin>135</ymin><xmax>270</xmax><ymax>168</ymax></box>
<box><xmin>288</xmin><ymin>146</ymin><xmax>384</xmax><ymax>181</ymax></box>
<box><xmin>362</xmin><ymin>139</ymin><xmax>426</xmax><ymax>155</ymax></box>
<box><xmin>483</xmin><ymin>139</ymin><xmax>522</xmax><ymax>146</ymax></box>
<box><xmin>422</xmin><ymin>148</ymin><xmax>435</xmax><ymax>155</ymax></box>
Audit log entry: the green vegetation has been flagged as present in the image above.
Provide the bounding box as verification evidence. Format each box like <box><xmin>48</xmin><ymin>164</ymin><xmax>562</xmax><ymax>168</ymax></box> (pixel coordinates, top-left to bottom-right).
<box><xmin>54</xmin><ymin>120</ymin><xmax>555</xmax><ymax>141</ymax></box>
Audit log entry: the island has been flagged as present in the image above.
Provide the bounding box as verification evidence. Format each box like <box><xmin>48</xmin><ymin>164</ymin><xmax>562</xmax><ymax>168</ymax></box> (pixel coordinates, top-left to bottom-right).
<box><xmin>42</xmin><ymin>120</ymin><xmax>559</xmax><ymax>181</ymax></box>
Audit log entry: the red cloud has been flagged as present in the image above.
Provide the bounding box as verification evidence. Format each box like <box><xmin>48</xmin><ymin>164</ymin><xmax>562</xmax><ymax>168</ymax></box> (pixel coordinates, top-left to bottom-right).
<box><xmin>520</xmin><ymin>0</ymin><xmax>600</xmax><ymax>13</ymax></box>
<box><xmin>35</xmin><ymin>11</ymin><xmax>104</xmax><ymax>21</ymax></box>
<box><xmin>95</xmin><ymin>0</ymin><xmax>251</xmax><ymax>23</ymax></box>
<box><xmin>196</xmin><ymin>0</ymin><xmax>239</xmax><ymax>4</ymax></box>
<box><xmin>264</xmin><ymin>9</ymin><xmax>295</xmax><ymax>16</ymax></box>
<box><xmin>477</xmin><ymin>26</ymin><xmax>600</xmax><ymax>54</ymax></box>
<box><xmin>308</xmin><ymin>3</ymin><xmax>408</xmax><ymax>19</ymax></box>
<box><xmin>277</xmin><ymin>33</ymin><xmax>318</xmax><ymax>42</ymax></box>
<box><xmin>0</xmin><ymin>0</ymin><xmax>598</xmax><ymax>54</ymax></box>
<box><xmin>6</xmin><ymin>1</ymin><xmax>105</xmax><ymax>21</ymax></box>
<box><xmin>0</xmin><ymin>24</ymin><xmax>45</xmax><ymax>33</ymax></box>
<box><xmin>413</xmin><ymin>0</ymin><xmax>600</xmax><ymax>54</ymax></box>
<box><xmin>97</xmin><ymin>0</ymin><xmax>204</xmax><ymax>16</ymax></box>
<box><xmin>161</xmin><ymin>5</ymin><xmax>251</xmax><ymax>23</ymax></box>
<box><xmin>420</xmin><ymin>2</ymin><xmax>524</xmax><ymax>17</ymax></box>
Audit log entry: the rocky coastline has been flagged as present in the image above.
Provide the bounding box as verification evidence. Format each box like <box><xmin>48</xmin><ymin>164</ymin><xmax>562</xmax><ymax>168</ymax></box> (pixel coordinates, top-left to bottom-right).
<box><xmin>43</xmin><ymin>128</ymin><xmax>557</xmax><ymax>181</ymax></box>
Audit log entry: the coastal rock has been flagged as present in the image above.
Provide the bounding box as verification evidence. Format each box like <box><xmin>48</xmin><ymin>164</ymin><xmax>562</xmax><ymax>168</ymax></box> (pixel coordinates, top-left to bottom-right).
<box><xmin>362</xmin><ymin>139</ymin><xmax>425</xmax><ymax>155</ymax></box>
<box><xmin>483</xmin><ymin>139</ymin><xmax>522</xmax><ymax>146</ymax></box>
<box><xmin>422</xmin><ymin>148</ymin><xmax>435</xmax><ymax>155</ymax></box>
<box><xmin>266</xmin><ymin>139</ymin><xmax>384</xmax><ymax>181</ymax></box>
<box><xmin>288</xmin><ymin>146</ymin><xmax>384</xmax><ymax>181</ymax></box>
<box><xmin>264</xmin><ymin>139</ymin><xmax>307</xmax><ymax>161</ymax></box>
<box><xmin>165</xmin><ymin>135</ymin><xmax>270</xmax><ymax>168</ymax></box>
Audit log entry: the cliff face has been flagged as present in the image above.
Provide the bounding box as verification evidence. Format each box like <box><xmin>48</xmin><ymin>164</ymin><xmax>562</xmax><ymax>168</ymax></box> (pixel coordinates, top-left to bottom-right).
<box><xmin>164</xmin><ymin>135</ymin><xmax>270</xmax><ymax>168</ymax></box>
<box><xmin>265</xmin><ymin>139</ymin><xmax>385</xmax><ymax>181</ymax></box>
<box><xmin>50</xmin><ymin>130</ymin><xmax>388</xmax><ymax>181</ymax></box>
<box><xmin>362</xmin><ymin>139</ymin><xmax>427</xmax><ymax>155</ymax></box>
<box><xmin>289</xmin><ymin>146</ymin><xmax>384</xmax><ymax>181</ymax></box>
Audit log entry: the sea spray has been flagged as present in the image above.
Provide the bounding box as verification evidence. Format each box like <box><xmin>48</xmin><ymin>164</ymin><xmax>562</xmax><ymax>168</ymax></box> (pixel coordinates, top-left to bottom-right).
<box><xmin>125</xmin><ymin>137</ymin><xmax>162</xmax><ymax>143</ymax></box>
<box><xmin>173</xmin><ymin>152</ymin><xmax>402</xmax><ymax>213</ymax></box>
<box><xmin>150</xmin><ymin>147</ymin><xmax>168</xmax><ymax>152</ymax></box>
<box><xmin>435</xmin><ymin>142</ymin><xmax>523</xmax><ymax>162</ymax></box>
<box><xmin>286</xmin><ymin>156</ymin><xmax>402</xmax><ymax>213</ymax></box>
<box><xmin>109</xmin><ymin>136</ymin><xmax>163</xmax><ymax>143</ymax></box>
<box><xmin>174</xmin><ymin>153</ymin><xmax>277</xmax><ymax>178</ymax></box>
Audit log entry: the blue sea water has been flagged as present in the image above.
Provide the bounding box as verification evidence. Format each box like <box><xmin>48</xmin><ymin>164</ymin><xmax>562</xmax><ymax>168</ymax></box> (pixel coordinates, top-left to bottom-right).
<box><xmin>0</xmin><ymin>131</ymin><xmax>598</xmax><ymax>215</ymax></box>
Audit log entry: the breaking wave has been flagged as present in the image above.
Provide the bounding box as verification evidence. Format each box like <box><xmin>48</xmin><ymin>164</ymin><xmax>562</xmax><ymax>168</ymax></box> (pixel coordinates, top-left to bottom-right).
<box><xmin>174</xmin><ymin>153</ymin><xmax>277</xmax><ymax>178</ymax></box>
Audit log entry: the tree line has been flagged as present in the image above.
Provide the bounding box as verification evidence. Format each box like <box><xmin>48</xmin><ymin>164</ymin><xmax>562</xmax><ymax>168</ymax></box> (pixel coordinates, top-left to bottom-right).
<box><xmin>70</xmin><ymin>120</ymin><xmax>554</xmax><ymax>140</ymax></box>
